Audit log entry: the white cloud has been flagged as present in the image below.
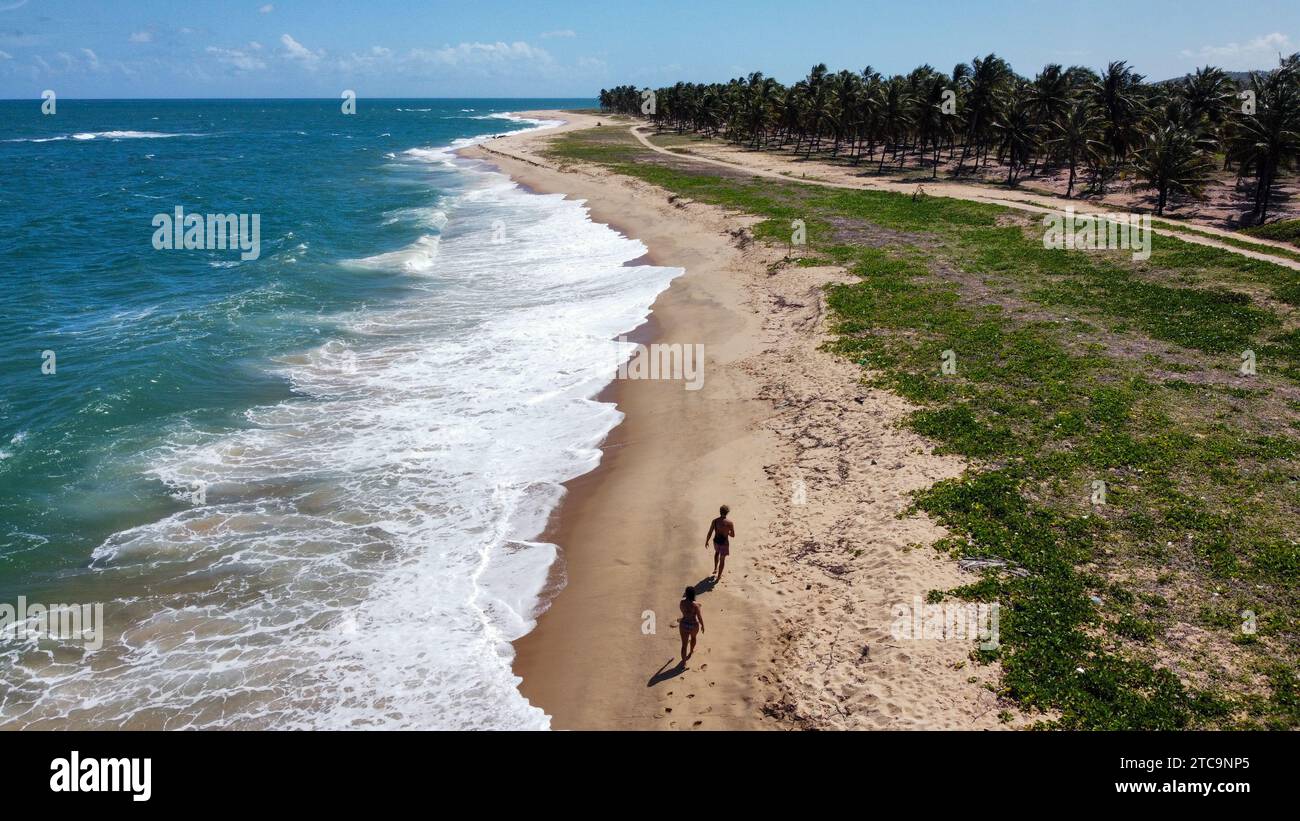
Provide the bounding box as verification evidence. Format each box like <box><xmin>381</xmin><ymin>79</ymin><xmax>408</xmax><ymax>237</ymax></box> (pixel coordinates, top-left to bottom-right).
<box><xmin>0</xmin><ymin>49</ymin><xmax>10</xmax><ymax>59</ymax></box>
<box><xmin>81</xmin><ymin>47</ymin><xmax>100</xmax><ymax>70</ymax></box>
<box><xmin>129</xmin><ymin>31</ymin><xmax>153</xmax><ymax>43</ymax></box>
<box><xmin>332</xmin><ymin>39</ymin><xmax>564</xmax><ymax>84</ymax></box>
<box><xmin>540</xmin><ymin>29</ymin><xmax>575</xmax><ymax>39</ymax></box>
<box><xmin>0</xmin><ymin>1</ymin><xmax>29</xmax><ymax>12</ymax></box>
<box><xmin>207</xmin><ymin>44</ymin><xmax>267</xmax><ymax>71</ymax></box>
<box><xmin>280</xmin><ymin>32</ymin><xmax>323</xmax><ymax>68</ymax></box>
<box><xmin>1181</xmin><ymin>32</ymin><xmax>1294</xmax><ymax>69</ymax></box>
<box><xmin>259</xmin><ymin>4</ymin><xmax>274</xmax><ymax>13</ymax></box>
<box><xmin>411</xmin><ymin>40</ymin><xmax>552</xmax><ymax>68</ymax></box>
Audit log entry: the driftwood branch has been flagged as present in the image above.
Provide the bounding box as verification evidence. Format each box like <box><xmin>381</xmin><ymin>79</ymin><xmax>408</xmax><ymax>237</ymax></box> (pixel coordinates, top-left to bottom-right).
<box><xmin>958</xmin><ymin>556</ymin><xmax>1030</xmax><ymax>577</ymax></box>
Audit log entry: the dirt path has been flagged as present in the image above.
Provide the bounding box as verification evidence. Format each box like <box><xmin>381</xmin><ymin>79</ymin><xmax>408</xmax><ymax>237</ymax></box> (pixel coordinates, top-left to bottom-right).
<box><xmin>629</xmin><ymin>125</ymin><xmax>1300</xmax><ymax>271</ymax></box>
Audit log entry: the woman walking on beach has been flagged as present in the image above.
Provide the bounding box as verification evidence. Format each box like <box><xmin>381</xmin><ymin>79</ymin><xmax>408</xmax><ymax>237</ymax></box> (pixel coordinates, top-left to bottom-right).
<box><xmin>706</xmin><ymin>504</ymin><xmax>736</xmax><ymax>582</ymax></box>
<box><xmin>679</xmin><ymin>586</ymin><xmax>703</xmax><ymax>663</ymax></box>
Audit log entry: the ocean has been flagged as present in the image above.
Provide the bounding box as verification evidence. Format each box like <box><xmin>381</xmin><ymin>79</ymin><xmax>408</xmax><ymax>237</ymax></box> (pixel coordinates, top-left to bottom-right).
<box><xmin>0</xmin><ymin>99</ymin><xmax>681</xmax><ymax>729</ymax></box>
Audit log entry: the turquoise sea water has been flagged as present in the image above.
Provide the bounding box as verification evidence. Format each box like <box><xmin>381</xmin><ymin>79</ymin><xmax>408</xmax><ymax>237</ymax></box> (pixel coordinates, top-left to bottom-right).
<box><xmin>0</xmin><ymin>99</ymin><xmax>682</xmax><ymax>728</ymax></box>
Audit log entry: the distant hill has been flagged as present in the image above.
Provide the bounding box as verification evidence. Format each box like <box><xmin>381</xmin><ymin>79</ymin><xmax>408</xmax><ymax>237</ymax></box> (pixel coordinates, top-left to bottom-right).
<box><xmin>1151</xmin><ymin>70</ymin><xmax>1265</xmax><ymax>86</ymax></box>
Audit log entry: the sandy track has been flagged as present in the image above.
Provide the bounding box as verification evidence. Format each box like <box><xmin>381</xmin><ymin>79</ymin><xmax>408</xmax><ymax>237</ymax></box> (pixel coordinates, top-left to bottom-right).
<box><xmin>629</xmin><ymin>125</ymin><xmax>1300</xmax><ymax>271</ymax></box>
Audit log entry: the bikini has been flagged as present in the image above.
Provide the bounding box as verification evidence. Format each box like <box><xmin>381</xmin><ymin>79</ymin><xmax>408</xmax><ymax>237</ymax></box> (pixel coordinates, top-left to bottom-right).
<box><xmin>680</xmin><ymin>601</ymin><xmax>698</xmax><ymax>629</ymax></box>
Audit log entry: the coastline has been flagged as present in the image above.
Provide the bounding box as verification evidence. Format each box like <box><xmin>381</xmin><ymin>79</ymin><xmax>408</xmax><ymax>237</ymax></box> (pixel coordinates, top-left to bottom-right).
<box><xmin>461</xmin><ymin>111</ymin><xmax>1014</xmax><ymax>730</ymax></box>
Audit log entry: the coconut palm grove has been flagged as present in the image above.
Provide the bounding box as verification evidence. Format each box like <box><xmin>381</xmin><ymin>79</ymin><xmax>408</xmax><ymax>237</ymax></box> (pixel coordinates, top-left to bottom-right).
<box><xmin>600</xmin><ymin>55</ymin><xmax>1300</xmax><ymax>223</ymax></box>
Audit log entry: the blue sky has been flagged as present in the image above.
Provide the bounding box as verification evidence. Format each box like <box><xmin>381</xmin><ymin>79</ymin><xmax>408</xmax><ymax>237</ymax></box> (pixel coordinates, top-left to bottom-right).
<box><xmin>1</xmin><ymin>0</ymin><xmax>1297</xmax><ymax>98</ymax></box>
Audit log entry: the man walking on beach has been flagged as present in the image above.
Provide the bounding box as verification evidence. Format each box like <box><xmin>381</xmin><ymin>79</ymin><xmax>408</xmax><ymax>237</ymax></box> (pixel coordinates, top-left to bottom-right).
<box><xmin>706</xmin><ymin>505</ymin><xmax>735</xmax><ymax>582</ymax></box>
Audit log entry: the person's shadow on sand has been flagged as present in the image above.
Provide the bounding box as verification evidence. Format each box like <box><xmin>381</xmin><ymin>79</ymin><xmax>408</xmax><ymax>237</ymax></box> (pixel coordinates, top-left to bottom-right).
<box><xmin>646</xmin><ymin>577</ymin><xmax>717</xmax><ymax>687</ymax></box>
<box><xmin>692</xmin><ymin>576</ymin><xmax>717</xmax><ymax>595</ymax></box>
<box><xmin>647</xmin><ymin>658</ymin><xmax>688</xmax><ymax>687</ymax></box>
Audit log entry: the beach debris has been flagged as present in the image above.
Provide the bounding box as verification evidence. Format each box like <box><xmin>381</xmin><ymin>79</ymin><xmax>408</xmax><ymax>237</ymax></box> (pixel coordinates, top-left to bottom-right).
<box><xmin>958</xmin><ymin>556</ymin><xmax>1029</xmax><ymax>577</ymax></box>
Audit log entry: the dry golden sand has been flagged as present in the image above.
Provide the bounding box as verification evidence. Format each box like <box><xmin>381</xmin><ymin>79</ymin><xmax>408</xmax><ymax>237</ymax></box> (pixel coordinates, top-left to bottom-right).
<box><xmin>459</xmin><ymin>111</ymin><xmax>1018</xmax><ymax>730</ymax></box>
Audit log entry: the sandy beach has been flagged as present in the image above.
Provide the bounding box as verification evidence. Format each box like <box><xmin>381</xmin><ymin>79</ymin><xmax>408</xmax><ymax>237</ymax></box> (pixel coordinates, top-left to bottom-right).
<box><xmin>461</xmin><ymin>112</ymin><xmax>1015</xmax><ymax>730</ymax></box>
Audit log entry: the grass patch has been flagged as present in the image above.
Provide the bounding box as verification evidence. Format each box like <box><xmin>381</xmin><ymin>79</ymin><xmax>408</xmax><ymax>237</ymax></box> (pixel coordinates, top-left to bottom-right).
<box><xmin>551</xmin><ymin>125</ymin><xmax>1300</xmax><ymax>728</ymax></box>
<box><xmin>1241</xmin><ymin>218</ymin><xmax>1300</xmax><ymax>249</ymax></box>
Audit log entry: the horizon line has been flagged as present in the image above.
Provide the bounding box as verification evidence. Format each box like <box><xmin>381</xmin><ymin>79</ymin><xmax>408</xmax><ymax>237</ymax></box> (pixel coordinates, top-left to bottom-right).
<box><xmin>0</xmin><ymin>95</ymin><xmax>598</xmax><ymax>102</ymax></box>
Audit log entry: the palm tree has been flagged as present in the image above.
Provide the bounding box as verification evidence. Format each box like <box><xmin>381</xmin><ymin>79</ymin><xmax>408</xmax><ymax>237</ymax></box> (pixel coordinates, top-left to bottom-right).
<box><xmin>956</xmin><ymin>54</ymin><xmax>1012</xmax><ymax>174</ymax></box>
<box><xmin>1229</xmin><ymin>63</ymin><xmax>1300</xmax><ymax>223</ymax></box>
<box><xmin>878</xmin><ymin>76</ymin><xmax>914</xmax><ymax>172</ymax></box>
<box><xmin>1134</xmin><ymin>123</ymin><xmax>1216</xmax><ymax>215</ymax></box>
<box><xmin>1180</xmin><ymin>66</ymin><xmax>1237</xmax><ymax>136</ymax></box>
<box><xmin>852</xmin><ymin>68</ymin><xmax>884</xmax><ymax>164</ymax></box>
<box><xmin>1025</xmin><ymin>64</ymin><xmax>1073</xmax><ymax>175</ymax></box>
<box><xmin>994</xmin><ymin>83</ymin><xmax>1039</xmax><ymax>184</ymax></box>
<box><xmin>797</xmin><ymin>64</ymin><xmax>831</xmax><ymax>157</ymax></box>
<box><xmin>1046</xmin><ymin>100</ymin><xmax>1105</xmax><ymax>197</ymax></box>
<box><xmin>1094</xmin><ymin>61</ymin><xmax>1147</xmax><ymax>172</ymax></box>
<box><xmin>916</xmin><ymin>72</ymin><xmax>953</xmax><ymax>176</ymax></box>
<box><xmin>746</xmin><ymin>73</ymin><xmax>779</xmax><ymax>149</ymax></box>
<box><xmin>830</xmin><ymin>69</ymin><xmax>861</xmax><ymax>157</ymax></box>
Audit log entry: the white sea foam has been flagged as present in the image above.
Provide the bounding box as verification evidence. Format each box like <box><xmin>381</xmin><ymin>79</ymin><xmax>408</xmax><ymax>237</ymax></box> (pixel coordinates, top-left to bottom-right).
<box><xmin>0</xmin><ymin>137</ymin><xmax>681</xmax><ymax>731</ymax></box>
<box><xmin>6</xmin><ymin>131</ymin><xmax>202</xmax><ymax>143</ymax></box>
<box><xmin>73</xmin><ymin>131</ymin><xmax>200</xmax><ymax>140</ymax></box>
<box><xmin>381</xmin><ymin>206</ymin><xmax>448</xmax><ymax>230</ymax></box>
<box><xmin>344</xmin><ymin>234</ymin><xmax>442</xmax><ymax>274</ymax></box>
